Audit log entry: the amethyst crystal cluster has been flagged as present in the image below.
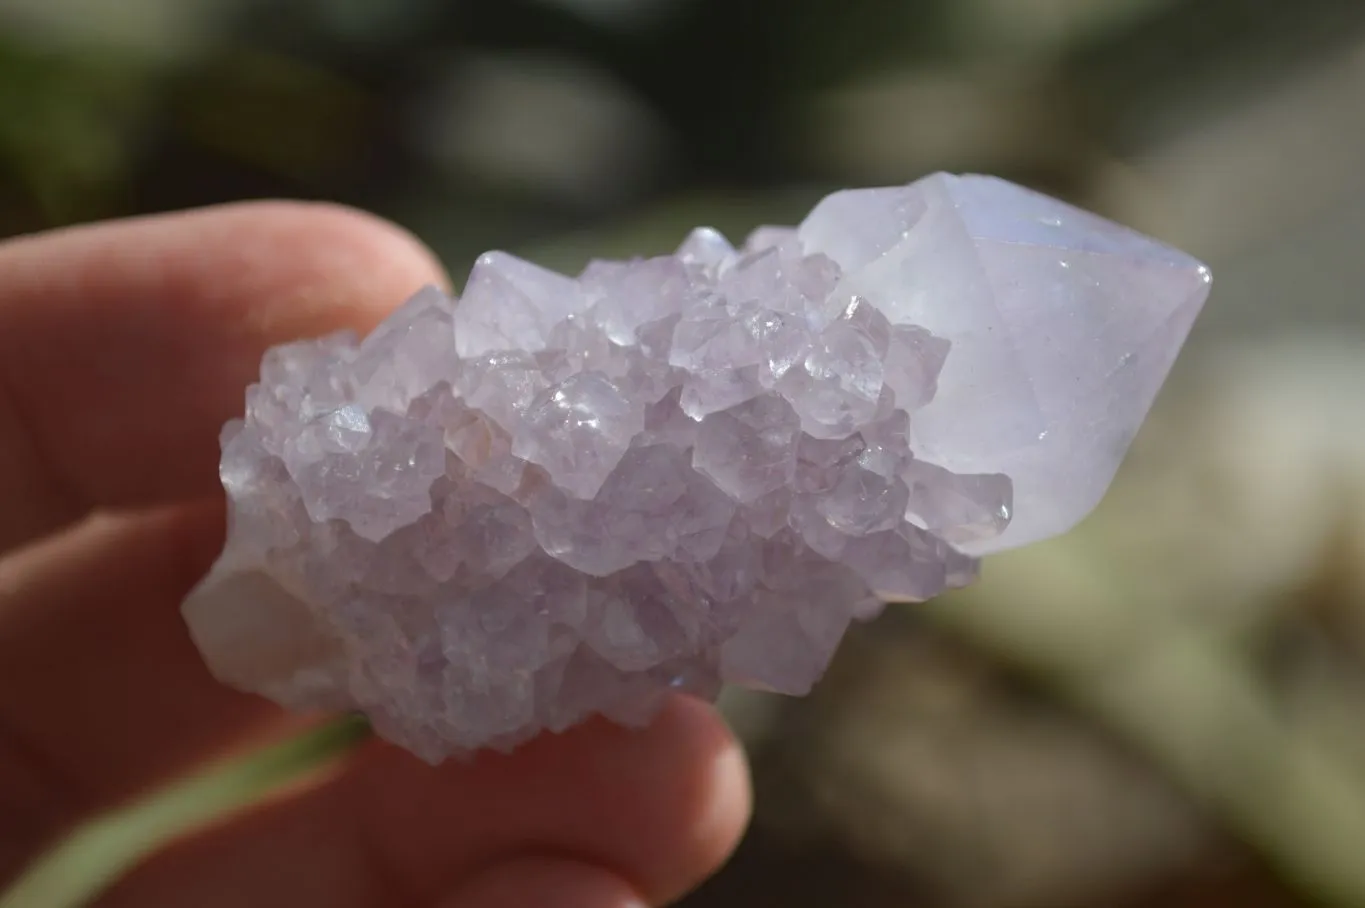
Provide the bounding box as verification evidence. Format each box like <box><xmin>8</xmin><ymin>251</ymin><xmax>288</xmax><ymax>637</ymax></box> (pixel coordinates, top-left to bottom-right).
<box><xmin>183</xmin><ymin>173</ymin><xmax>1211</xmax><ymax>760</ymax></box>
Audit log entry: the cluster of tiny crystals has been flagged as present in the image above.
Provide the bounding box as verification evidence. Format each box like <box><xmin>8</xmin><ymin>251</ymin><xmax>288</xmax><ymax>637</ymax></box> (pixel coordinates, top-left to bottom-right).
<box><xmin>184</xmin><ymin>213</ymin><xmax>1013</xmax><ymax>761</ymax></box>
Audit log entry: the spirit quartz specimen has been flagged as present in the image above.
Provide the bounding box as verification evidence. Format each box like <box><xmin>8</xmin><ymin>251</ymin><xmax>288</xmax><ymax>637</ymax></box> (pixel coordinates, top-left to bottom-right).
<box><xmin>183</xmin><ymin>173</ymin><xmax>1212</xmax><ymax>761</ymax></box>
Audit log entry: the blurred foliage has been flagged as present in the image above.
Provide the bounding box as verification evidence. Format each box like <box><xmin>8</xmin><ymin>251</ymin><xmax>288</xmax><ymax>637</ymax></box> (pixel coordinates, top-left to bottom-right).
<box><xmin>5</xmin><ymin>0</ymin><xmax>1348</xmax><ymax>245</ymax></box>
<box><xmin>0</xmin><ymin>39</ymin><xmax>155</xmax><ymax>228</ymax></box>
<box><xmin>2</xmin><ymin>1</ymin><xmax>1365</xmax><ymax>907</ymax></box>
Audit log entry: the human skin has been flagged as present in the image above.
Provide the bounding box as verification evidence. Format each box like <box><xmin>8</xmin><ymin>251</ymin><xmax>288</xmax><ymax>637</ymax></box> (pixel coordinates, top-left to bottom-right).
<box><xmin>0</xmin><ymin>202</ymin><xmax>752</xmax><ymax>907</ymax></box>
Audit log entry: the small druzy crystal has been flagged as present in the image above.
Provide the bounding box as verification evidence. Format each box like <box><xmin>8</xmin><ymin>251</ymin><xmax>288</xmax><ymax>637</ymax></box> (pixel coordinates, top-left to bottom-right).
<box><xmin>182</xmin><ymin>173</ymin><xmax>1211</xmax><ymax>761</ymax></box>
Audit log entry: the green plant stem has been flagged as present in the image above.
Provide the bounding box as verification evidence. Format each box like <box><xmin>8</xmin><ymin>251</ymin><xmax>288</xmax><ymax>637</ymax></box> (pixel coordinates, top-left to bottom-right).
<box><xmin>925</xmin><ymin>542</ymin><xmax>1365</xmax><ymax>908</ymax></box>
<box><xmin>0</xmin><ymin>715</ymin><xmax>371</xmax><ymax>908</ymax></box>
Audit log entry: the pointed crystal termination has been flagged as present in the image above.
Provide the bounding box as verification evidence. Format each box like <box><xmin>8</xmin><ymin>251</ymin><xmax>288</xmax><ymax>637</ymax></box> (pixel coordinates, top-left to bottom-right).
<box><xmin>799</xmin><ymin>173</ymin><xmax>1212</xmax><ymax>551</ymax></box>
<box><xmin>182</xmin><ymin>173</ymin><xmax>1211</xmax><ymax>761</ymax></box>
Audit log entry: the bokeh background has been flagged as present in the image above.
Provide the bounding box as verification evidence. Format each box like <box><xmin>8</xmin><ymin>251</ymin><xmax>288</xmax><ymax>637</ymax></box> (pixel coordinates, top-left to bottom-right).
<box><xmin>4</xmin><ymin>0</ymin><xmax>1365</xmax><ymax>906</ymax></box>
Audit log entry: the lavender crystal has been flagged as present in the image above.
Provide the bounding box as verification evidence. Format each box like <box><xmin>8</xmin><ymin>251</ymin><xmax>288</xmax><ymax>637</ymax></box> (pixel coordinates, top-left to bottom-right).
<box><xmin>182</xmin><ymin>173</ymin><xmax>1211</xmax><ymax>761</ymax></box>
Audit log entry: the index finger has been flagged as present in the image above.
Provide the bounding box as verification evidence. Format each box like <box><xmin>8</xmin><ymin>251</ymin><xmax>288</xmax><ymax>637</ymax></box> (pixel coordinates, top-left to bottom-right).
<box><xmin>0</xmin><ymin>201</ymin><xmax>447</xmax><ymax>552</ymax></box>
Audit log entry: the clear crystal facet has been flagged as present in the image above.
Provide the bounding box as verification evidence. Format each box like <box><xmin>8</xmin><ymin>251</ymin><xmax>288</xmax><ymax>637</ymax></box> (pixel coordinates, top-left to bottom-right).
<box><xmin>801</xmin><ymin>173</ymin><xmax>1211</xmax><ymax>550</ymax></box>
<box><xmin>183</xmin><ymin>173</ymin><xmax>1210</xmax><ymax>761</ymax></box>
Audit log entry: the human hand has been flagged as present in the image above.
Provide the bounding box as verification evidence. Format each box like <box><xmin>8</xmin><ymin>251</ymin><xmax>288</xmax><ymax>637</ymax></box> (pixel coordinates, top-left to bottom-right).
<box><xmin>0</xmin><ymin>203</ymin><xmax>751</xmax><ymax>907</ymax></box>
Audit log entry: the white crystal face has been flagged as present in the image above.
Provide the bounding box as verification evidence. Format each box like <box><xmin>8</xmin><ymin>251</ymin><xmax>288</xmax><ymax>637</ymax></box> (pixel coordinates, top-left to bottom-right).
<box><xmin>183</xmin><ymin>173</ymin><xmax>1210</xmax><ymax>761</ymax></box>
<box><xmin>800</xmin><ymin>173</ymin><xmax>1212</xmax><ymax>551</ymax></box>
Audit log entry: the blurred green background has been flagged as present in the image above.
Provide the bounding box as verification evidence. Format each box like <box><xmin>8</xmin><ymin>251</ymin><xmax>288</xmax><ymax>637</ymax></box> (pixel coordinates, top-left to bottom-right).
<box><xmin>4</xmin><ymin>0</ymin><xmax>1365</xmax><ymax>906</ymax></box>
